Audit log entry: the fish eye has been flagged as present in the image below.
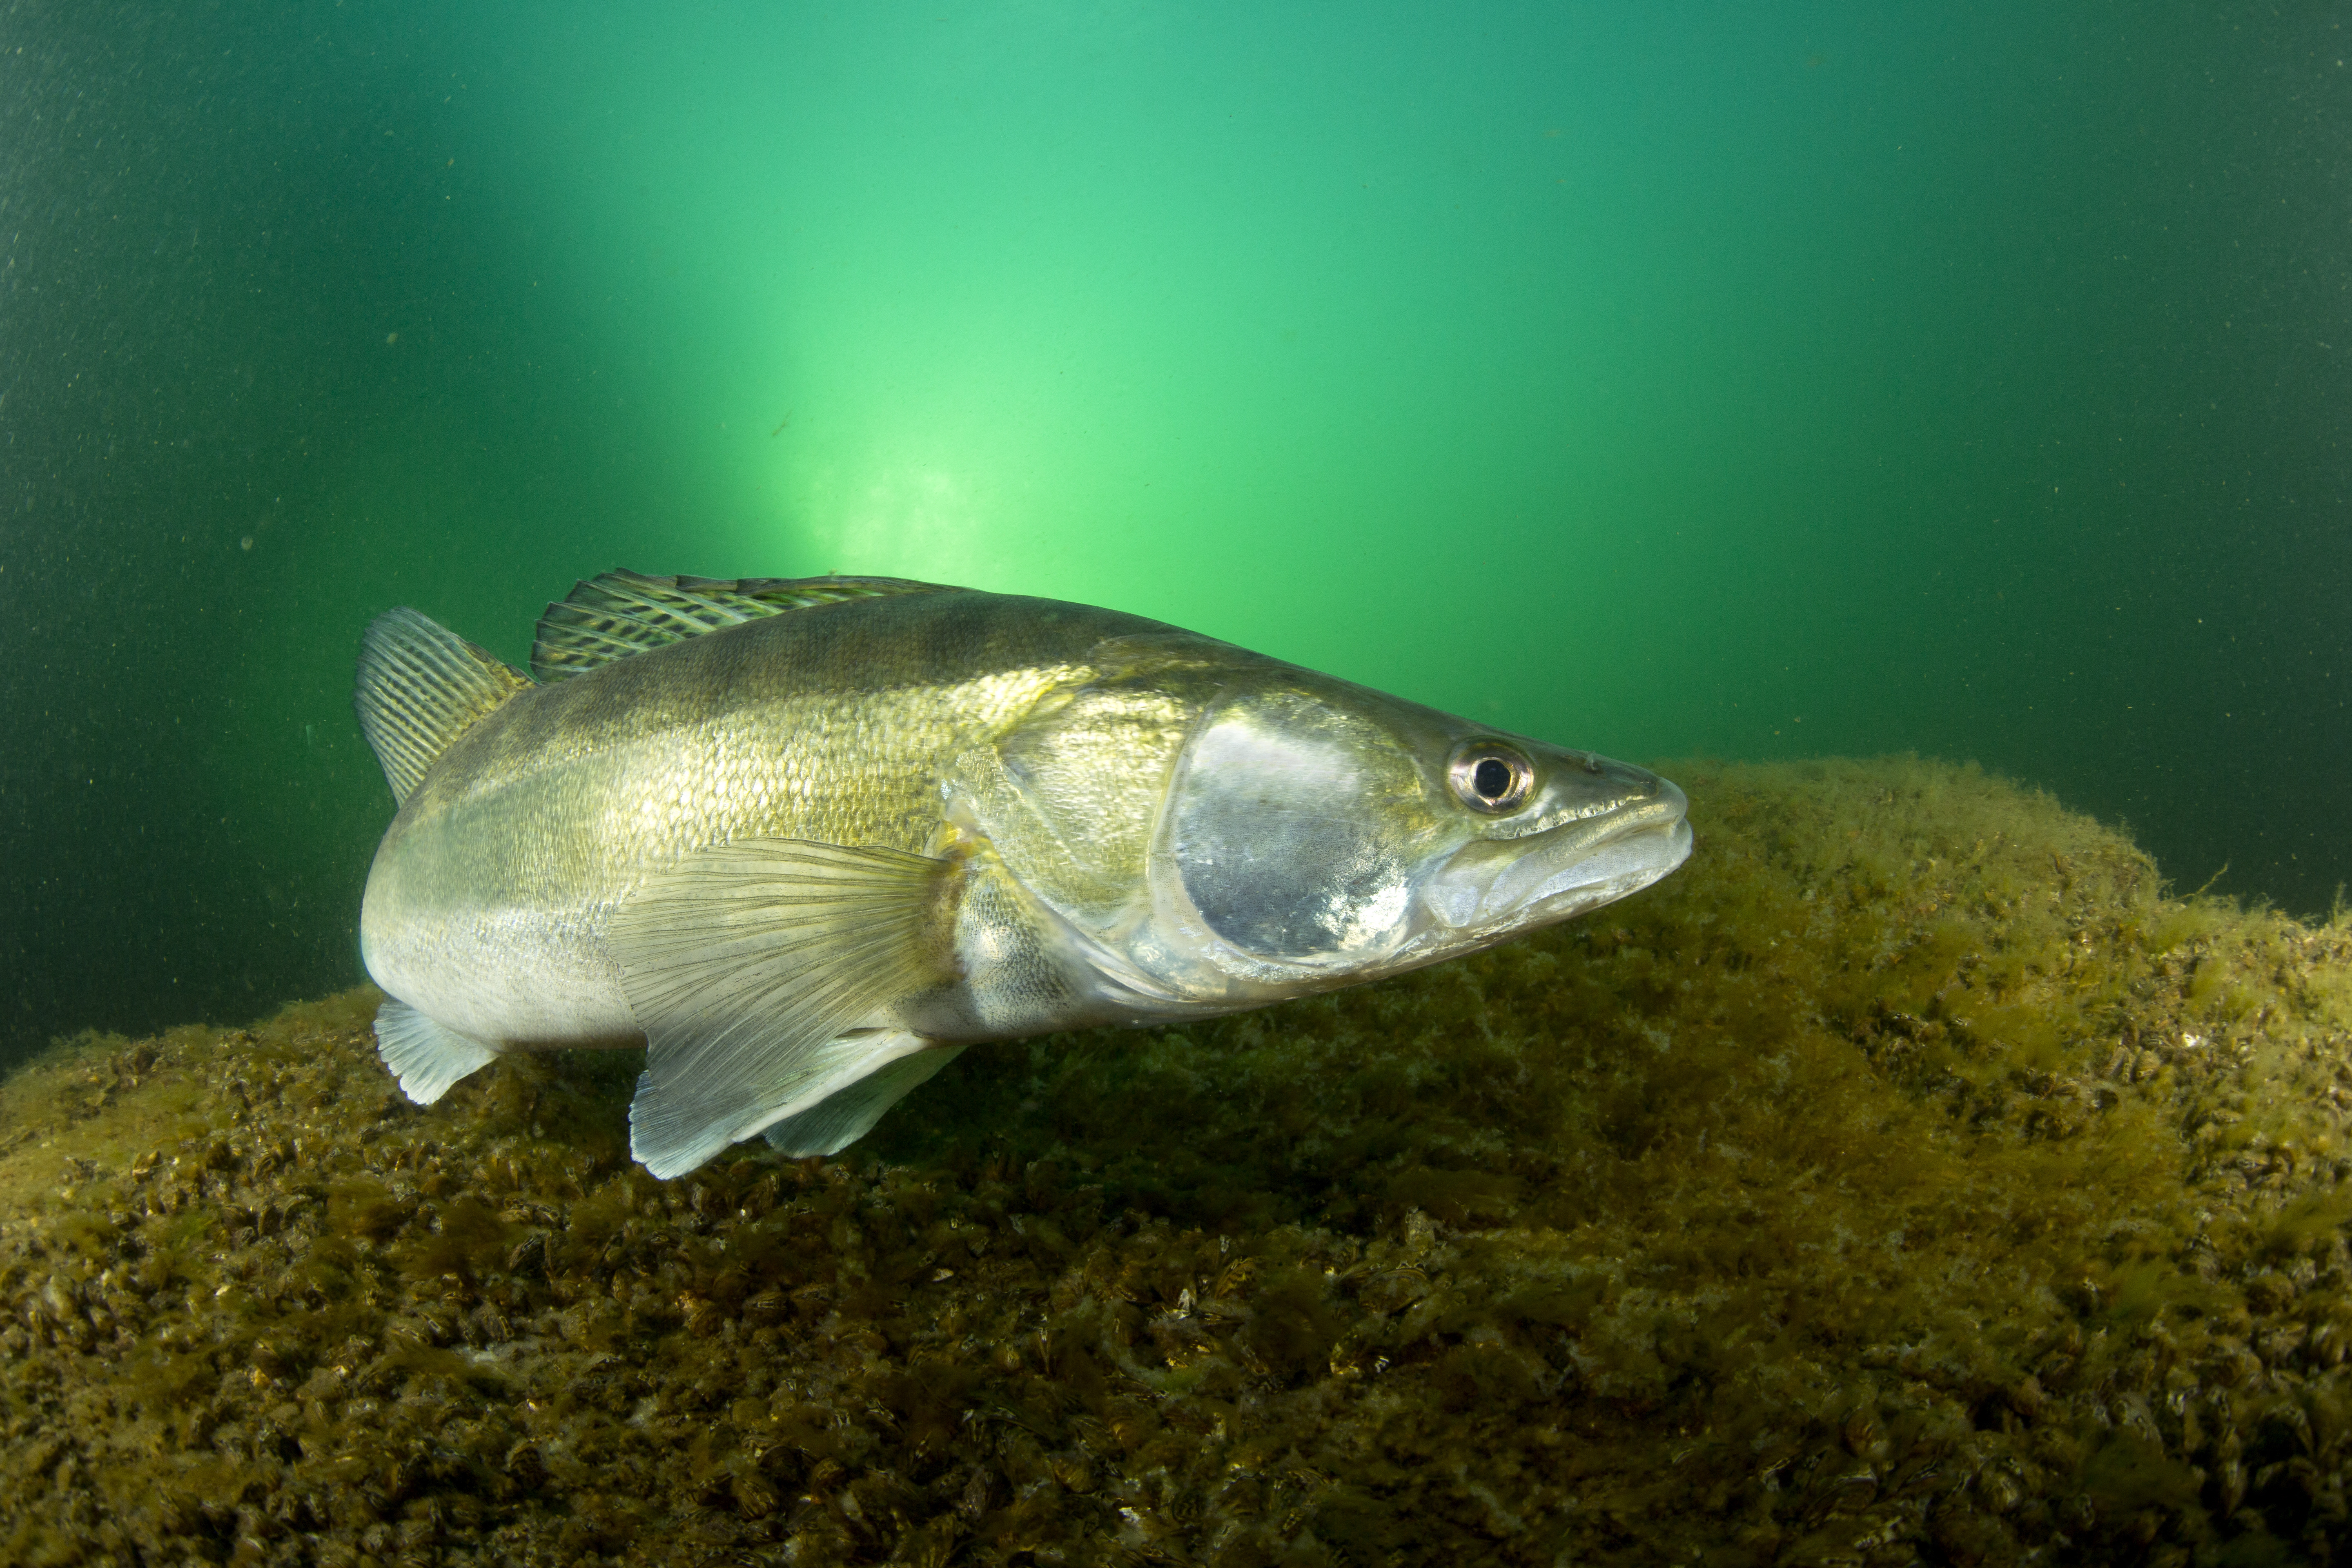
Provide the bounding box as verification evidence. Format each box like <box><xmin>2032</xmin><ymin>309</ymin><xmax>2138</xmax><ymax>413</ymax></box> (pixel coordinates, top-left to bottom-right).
<box><xmin>1448</xmin><ymin>742</ymin><xmax>1534</xmax><ymax>814</ymax></box>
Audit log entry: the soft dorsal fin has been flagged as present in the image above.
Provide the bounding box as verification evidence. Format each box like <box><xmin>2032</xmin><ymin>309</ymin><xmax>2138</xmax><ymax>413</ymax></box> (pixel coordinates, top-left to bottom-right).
<box><xmin>355</xmin><ymin>606</ymin><xmax>533</xmax><ymax>805</ymax></box>
<box><xmin>530</xmin><ymin>569</ymin><xmax>954</xmax><ymax>683</ymax></box>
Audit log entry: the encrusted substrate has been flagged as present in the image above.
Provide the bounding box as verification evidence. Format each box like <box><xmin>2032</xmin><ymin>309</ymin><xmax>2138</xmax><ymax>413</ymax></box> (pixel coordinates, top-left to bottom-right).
<box><xmin>5</xmin><ymin>757</ymin><xmax>2352</xmax><ymax>1567</ymax></box>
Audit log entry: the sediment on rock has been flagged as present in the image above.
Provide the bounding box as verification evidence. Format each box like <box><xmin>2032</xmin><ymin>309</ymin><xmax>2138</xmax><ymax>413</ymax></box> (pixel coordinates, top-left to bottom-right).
<box><xmin>3</xmin><ymin>756</ymin><xmax>2350</xmax><ymax>1567</ymax></box>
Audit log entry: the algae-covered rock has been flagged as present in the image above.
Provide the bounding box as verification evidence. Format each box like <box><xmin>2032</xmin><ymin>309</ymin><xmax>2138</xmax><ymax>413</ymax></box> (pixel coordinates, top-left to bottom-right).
<box><xmin>4</xmin><ymin>756</ymin><xmax>2352</xmax><ymax>1566</ymax></box>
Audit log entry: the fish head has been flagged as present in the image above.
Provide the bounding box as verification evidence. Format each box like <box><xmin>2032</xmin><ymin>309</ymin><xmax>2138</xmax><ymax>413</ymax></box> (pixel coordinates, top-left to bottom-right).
<box><xmin>1145</xmin><ymin>667</ymin><xmax>1691</xmax><ymax>989</ymax></box>
<box><xmin>960</xmin><ymin>637</ymin><xmax>1690</xmax><ymax>1009</ymax></box>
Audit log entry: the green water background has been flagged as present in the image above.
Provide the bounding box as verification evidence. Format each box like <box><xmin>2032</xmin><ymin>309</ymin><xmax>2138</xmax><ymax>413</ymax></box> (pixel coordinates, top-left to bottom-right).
<box><xmin>1</xmin><ymin>2</ymin><xmax>2345</xmax><ymax>1063</ymax></box>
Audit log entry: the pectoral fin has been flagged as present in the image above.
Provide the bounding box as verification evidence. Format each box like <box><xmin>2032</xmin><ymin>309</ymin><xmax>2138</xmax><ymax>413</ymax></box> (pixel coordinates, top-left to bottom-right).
<box><xmin>374</xmin><ymin>998</ymin><xmax>502</xmax><ymax>1103</ymax></box>
<box><xmin>610</xmin><ymin>837</ymin><xmax>960</xmax><ymax>1178</ymax></box>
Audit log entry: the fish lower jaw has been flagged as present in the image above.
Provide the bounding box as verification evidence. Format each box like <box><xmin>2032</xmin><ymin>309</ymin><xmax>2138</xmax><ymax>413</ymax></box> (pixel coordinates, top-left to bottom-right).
<box><xmin>1423</xmin><ymin>814</ymin><xmax>1693</xmax><ymax>939</ymax></box>
<box><xmin>1517</xmin><ymin>815</ymin><xmax>1693</xmax><ymax>916</ymax></box>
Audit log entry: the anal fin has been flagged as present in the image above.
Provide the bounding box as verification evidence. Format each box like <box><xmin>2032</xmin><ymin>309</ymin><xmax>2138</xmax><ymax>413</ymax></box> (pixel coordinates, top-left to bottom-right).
<box><xmin>763</xmin><ymin>1041</ymin><xmax>966</xmax><ymax>1157</ymax></box>
<box><xmin>374</xmin><ymin>998</ymin><xmax>502</xmax><ymax>1103</ymax></box>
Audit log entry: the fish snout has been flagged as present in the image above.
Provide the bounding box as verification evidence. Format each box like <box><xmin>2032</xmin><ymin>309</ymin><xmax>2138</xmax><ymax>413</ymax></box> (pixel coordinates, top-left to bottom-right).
<box><xmin>1422</xmin><ymin>759</ymin><xmax>1691</xmax><ymax>935</ymax></box>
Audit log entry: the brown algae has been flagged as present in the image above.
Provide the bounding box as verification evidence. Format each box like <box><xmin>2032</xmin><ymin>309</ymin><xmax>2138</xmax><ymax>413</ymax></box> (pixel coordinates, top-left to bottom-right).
<box><xmin>3</xmin><ymin>756</ymin><xmax>2352</xmax><ymax>1565</ymax></box>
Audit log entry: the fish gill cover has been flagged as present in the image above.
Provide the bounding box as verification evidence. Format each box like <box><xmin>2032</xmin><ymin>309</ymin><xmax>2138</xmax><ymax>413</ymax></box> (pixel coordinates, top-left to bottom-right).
<box><xmin>2</xmin><ymin>757</ymin><xmax>2350</xmax><ymax>1565</ymax></box>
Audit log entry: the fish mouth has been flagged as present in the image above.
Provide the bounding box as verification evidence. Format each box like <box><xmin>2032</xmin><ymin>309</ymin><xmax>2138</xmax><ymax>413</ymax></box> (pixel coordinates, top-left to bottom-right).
<box><xmin>1421</xmin><ymin>775</ymin><xmax>1691</xmax><ymax>936</ymax></box>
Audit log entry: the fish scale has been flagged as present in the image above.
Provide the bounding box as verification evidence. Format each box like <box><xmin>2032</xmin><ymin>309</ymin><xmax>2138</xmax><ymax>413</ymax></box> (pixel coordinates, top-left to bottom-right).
<box><xmin>354</xmin><ymin>571</ymin><xmax>1690</xmax><ymax>1177</ymax></box>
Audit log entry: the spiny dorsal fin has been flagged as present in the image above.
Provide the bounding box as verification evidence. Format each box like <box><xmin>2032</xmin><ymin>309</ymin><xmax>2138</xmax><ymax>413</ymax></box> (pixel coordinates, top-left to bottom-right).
<box><xmin>530</xmin><ymin>569</ymin><xmax>954</xmax><ymax>683</ymax></box>
<box><xmin>355</xmin><ymin>606</ymin><xmax>533</xmax><ymax>805</ymax></box>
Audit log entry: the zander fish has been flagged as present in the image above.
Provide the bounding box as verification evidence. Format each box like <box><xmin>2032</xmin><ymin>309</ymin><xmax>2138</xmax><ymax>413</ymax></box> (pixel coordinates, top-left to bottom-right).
<box><xmin>354</xmin><ymin>571</ymin><xmax>1691</xmax><ymax>1178</ymax></box>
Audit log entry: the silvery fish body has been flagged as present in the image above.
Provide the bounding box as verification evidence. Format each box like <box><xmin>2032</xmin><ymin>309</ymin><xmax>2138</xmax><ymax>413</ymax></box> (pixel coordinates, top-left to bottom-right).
<box><xmin>354</xmin><ymin>572</ymin><xmax>1690</xmax><ymax>1177</ymax></box>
